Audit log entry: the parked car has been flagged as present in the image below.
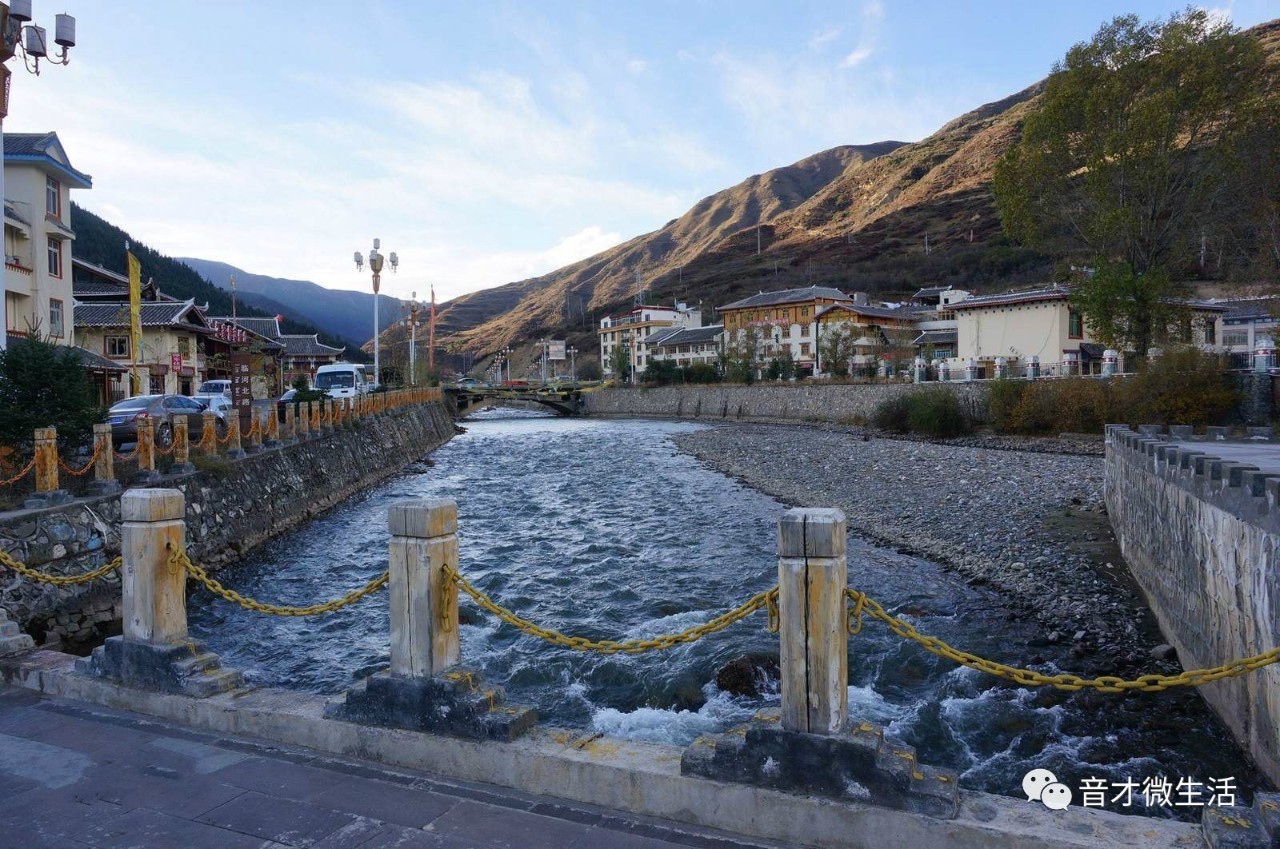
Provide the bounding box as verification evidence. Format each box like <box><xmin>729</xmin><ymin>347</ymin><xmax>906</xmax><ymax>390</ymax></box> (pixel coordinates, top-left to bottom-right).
<box><xmin>107</xmin><ymin>394</ymin><xmax>228</xmax><ymax>448</ymax></box>
<box><xmin>193</xmin><ymin>394</ymin><xmax>233</xmax><ymax>418</ymax></box>
<box><xmin>197</xmin><ymin>379</ymin><xmax>232</xmax><ymax>397</ymax></box>
<box><xmin>314</xmin><ymin>363</ymin><xmax>369</xmax><ymax>399</ymax></box>
<box><xmin>454</xmin><ymin>377</ymin><xmax>483</xmax><ymax>389</ymax></box>
<box><xmin>275</xmin><ymin>388</ymin><xmax>297</xmax><ymax>422</ymax></box>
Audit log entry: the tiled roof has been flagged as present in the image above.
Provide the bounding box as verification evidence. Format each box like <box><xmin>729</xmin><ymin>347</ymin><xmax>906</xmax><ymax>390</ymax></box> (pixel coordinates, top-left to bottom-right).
<box><xmin>74</xmin><ymin>300</ymin><xmax>210</xmax><ymax>331</ymax></box>
<box><xmin>913</xmin><ymin>285</ymin><xmax>952</xmax><ymax>298</ymax></box>
<box><xmin>819</xmin><ymin>302</ymin><xmax>915</xmax><ymax>321</ymax></box>
<box><xmin>645</xmin><ymin>327</ymin><xmax>684</xmax><ymax>347</ymax></box>
<box><xmin>1078</xmin><ymin>343</ymin><xmax>1106</xmax><ymax>359</ymax></box>
<box><xmin>651</xmin><ymin>326</ymin><xmax>724</xmax><ymax>347</ymax></box>
<box><xmin>1215</xmin><ymin>298</ymin><xmax>1280</xmax><ymax>320</ymax></box>
<box><xmin>912</xmin><ymin>329</ymin><xmax>958</xmax><ymax>346</ymax></box>
<box><xmin>203</xmin><ymin>316</ymin><xmax>282</xmax><ymax>340</ymax></box>
<box><xmin>279</xmin><ymin>335</ymin><xmax>344</xmax><ymax>357</ymax></box>
<box><xmin>949</xmin><ymin>286</ymin><xmax>1072</xmax><ymax>310</ymax></box>
<box><xmin>4</xmin><ymin>202</ymin><xmax>28</xmax><ymax>227</ymax></box>
<box><xmin>73</xmin><ymin>346</ymin><xmax>128</xmax><ymax>373</ymax></box>
<box><xmin>3</xmin><ymin>132</ymin><xmax>92</xmax><ymax>188</ymax></box>
<box><xmin>72</xmin><ymin>258</ymin><xmax>128</xmax><ymax>285</ymax></box>
<box><xmin>203</xmin><ymin>317</ymin><xmax>285</xmax><ymax>351</ymax></box>
<box><xmin>719</xmin><ymin>286</ymin><xmax>850</xmax><ymax>311</ymax></box>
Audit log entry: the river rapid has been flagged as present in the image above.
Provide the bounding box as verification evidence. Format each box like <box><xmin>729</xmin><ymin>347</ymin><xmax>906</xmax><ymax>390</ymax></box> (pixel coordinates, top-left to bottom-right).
<box><xmin>189</xmin><ymin>408</ymin><xmax>1263</xmax><ymax>819</ymax></box>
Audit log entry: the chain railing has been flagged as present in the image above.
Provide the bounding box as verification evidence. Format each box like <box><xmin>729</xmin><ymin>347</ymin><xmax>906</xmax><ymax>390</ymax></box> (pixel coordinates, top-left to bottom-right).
<box><xmin>0</xmin><ymin>457</ymin><xmax>35</xmax><ymax>486</ymax></box>
<box><xmin>56</xmin><ymin>443</ymin><xmax>104</xmax><ymax>477</ymax></box>
<box><xmin>0</xmin><ymin>548</ymin><xmax>122</xmax><ymax>586</ymax></box>
<box><xmin>168</xmin><ymin>545</ymin><xmax>388</xmax><ymax>617</ymax></box>
<box><xmin>443</xmin><ymin>562</ymin><xmax>779</xmax><ymax>654</ymax></box>
<box><xmin>844</xmin><ymin>588</ymin><xmax>1280</xmax><ymax>693</ymax></box>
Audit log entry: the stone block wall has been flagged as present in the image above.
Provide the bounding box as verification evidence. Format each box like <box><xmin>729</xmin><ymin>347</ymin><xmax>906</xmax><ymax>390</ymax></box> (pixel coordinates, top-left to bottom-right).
<box><xmin>0</xmin><ymin>402</ymin><xmax>456</xmax><ymax>647</ymax></box>
<box><xmin>583</xmin><ymin>383</ymin><xmax>990</xmax><ymax>425</ymax></box>
<box><xmin>1105</xmin><ymin>426</ymin><xmax>1280</xmax><ymax>785</ymax></box>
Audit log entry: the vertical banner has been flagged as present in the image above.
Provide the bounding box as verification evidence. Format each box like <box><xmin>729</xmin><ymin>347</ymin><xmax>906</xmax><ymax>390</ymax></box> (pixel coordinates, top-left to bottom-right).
<box><xmin>231</xmin><ymin>351</ymin><xmax>253</xmax><ymax>430</ymax></box>
<box><xmin>127</xmin><ymin>251</ymin><xmax>143</xmax><ymax>395</ymax></box>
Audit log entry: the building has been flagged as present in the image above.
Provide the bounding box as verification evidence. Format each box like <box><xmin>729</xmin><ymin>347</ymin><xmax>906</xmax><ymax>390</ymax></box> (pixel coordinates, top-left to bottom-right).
<box><xmin>203</xmin><ymin>315</ymin><xmax>344</xmax><ymax>391</ymax></box>
<box><xmin>74</xmin><ymin>299</ymin><xmax>215</xmax><ymax>399</ymax></box>
<box><xmin>647</xmin><ymin>325</ymin><xmax>724</xmax><ymax>369</ymax></box>
<box><xmin>717</xmin><ymin>286</ymin><xmax>851</xmax><ymax>377</ymax></box>
<box><xmin>909</xmin><ymin>286</ymin><xmax>971</xmax><ymax>361</ymax></box>
<box><xmin>813</xmin><ymin>297</ymin><xmax>918</xmax><ymax>376</ymax></box>
<box><xmin>3</xmin><ymin>133</ymin><xmax>92</xmax><ymax>348</ymax></box>
<box><xmin>1213</xmin><ymin>297</ymin><xmax>1280</xmax><ymax>369</ymax></box>
<box><xmin>598</xmin><ymin>303</ymin><xmax>702</xmax><ymax>381</ymax></box>
<box><xmin>947</xmin><ymin>285</ymin><xmax>1225</xmax><ymax>378</ymax></box>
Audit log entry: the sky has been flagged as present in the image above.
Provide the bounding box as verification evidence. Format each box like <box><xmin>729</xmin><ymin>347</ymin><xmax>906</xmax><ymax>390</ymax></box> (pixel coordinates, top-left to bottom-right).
<box><xmin>7</xmin><ymin>1</ymin><xmax>1276</xmax><ymax>304</ymax></box>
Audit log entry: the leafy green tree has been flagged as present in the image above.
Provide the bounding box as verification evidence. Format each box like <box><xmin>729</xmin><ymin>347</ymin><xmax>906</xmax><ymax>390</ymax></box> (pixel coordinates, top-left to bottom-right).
<box><xmin>578</xmin><ymin>360</ymin><xmax>602</xmax><ymax>381</ymax></box>
<box><xmin>993</xmin><ymin>9</ymin><xmax>1274</xmax><ymax>354</ymax></box>
<box><xmin>608</xmin><ymin>343</ymin><xmax>631</xmax><ymax>383</ymax></box>
<box><xmin>818</xmin><ymin>323</ymin><xmax>855</xmax><ymax>377</ymax></box>
<box><xmin>0</xmin><ymin>336</ymin><xmax>104</xmax><ymax>452</ymax></box>
<box><xmin>722</xmin><ymin>326</ymin><xmax>763</xmax><ymax>384</ymax></box>
<box><xmin>640</xmin><ymin>360</ymin><xmax>678</xmax><ymax>385</ymax></box>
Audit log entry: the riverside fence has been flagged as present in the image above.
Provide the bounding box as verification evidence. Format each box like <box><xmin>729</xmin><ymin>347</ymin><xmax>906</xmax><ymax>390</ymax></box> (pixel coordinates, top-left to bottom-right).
<box><xmin>1</xmin><ymin>489</ymin><xmax>1279</xmax><ymax>842</ymax></box>
<box><xmin>0</xmin><ymin>388</ymin><xmax>442</xmax><ymax>510</ymax></box>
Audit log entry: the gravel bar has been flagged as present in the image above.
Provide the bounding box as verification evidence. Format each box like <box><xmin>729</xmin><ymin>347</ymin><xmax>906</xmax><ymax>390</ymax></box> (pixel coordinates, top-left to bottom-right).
<box><xmin>675</xmin><ymin>423</ymin><xmax>1172</xmax><ymax>675</ymax></box>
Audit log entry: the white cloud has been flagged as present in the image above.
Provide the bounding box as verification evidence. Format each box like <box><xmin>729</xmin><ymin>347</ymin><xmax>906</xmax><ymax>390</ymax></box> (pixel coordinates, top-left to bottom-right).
<box><xmin>841</xmin><ymin>47</ymin><xmax>874</xmax><ymax>68</ymax></box>
<box><xmin>840</xmin><ymin>0</ymin><xmax>884</xmax><ymax>68</ymax></box>
<box><xmin>809</xmin><ymin>26</ymin><xmax>842</xmax><ymax>51</ymax></box>
<box><xmin>1199</xmin><ymin>3</ymin><xmax>1234</xmax><ymax>27</ymax></box>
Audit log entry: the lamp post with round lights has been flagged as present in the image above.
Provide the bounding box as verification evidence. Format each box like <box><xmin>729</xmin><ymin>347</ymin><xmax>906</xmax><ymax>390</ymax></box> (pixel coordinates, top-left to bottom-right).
<box><xmin>0</xmin><ymin>0</ymin><xmax>78</xmax><ymax>352</ymax></box>
<box><xmin>499</xmin><ymin>346</ymin><xmax>512</xmax><ymax>385</ymax></box>
<box><xmin>567</xmin><ymin>346</ymin><xmax>578</xmax><ymax>384</ymax></box>
<box><xmin>353</xmin><ymin>239</ymin><xmax>397</xmax><ymax>389</ymax></box>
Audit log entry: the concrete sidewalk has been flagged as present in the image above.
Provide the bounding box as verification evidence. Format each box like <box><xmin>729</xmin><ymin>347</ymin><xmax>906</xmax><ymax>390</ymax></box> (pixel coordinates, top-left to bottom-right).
<box><xmin>0</xmin><ymin>686</ymin><xmax>783</xmax><ymax>849</ymax></box>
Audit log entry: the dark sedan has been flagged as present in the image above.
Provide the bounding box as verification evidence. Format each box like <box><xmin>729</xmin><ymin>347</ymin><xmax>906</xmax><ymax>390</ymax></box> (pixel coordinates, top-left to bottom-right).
<box><xmin>107</xmin><ymin>394</ymin><xmax>228</xmax><ymax>448</ymax></box>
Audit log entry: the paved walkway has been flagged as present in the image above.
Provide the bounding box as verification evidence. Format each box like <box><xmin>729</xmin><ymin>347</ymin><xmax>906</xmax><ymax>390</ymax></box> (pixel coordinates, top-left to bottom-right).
<box><xmin>1170</xmin><ymin>440</ymin><xmax>1280</xmax><ymax>475</ymax></box>
<box><xmin>0</xmin><ymin>686</ymin><xmax>784</xmax><ymax>849</ymax></box>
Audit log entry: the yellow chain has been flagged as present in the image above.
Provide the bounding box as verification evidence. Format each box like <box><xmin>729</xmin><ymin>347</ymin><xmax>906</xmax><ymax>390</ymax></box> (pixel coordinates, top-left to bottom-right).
<box><xmin>114</xmin><ymin>444</ymin><xmax>139</xmax><ymax>461</ymax></box>
<box><xmin>846</xmin><ymin>589</ymin><xmax>1280</xmax><ymax>693</ymax></box>
<box><xmin>169</xmin><ymin>545</ymin><xmax>388</xmax><ymax>616</ymax></box>
<box><xmin>0</xmin><ymin>457</ymin><xmax>35</xmax><ymax>486</ymax></box>
<box><xmin>0</xmin><ymin>548</ymin><xmax>122</xmax><ymax>586</ymax></box>
<box><xmin>444</xmin><ymin>562</ymin><xmax>779</xmax><ymax>654</ymax></box>
<box><xmin>57</xmin><ymin>443</ymin><xmax>104</xmax><ymax>476</ymax></box>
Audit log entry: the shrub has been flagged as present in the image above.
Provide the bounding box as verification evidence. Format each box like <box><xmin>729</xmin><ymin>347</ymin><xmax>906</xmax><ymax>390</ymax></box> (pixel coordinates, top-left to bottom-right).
<box><xmin>1006</xmin><ymin>378</ymin><xmax>1116</xmax><ymax>435</ymax></box>
<box><xmin>986</xmin><ymin>379</ymin><xmax>1028</xmax><ymax>433</ymax></box>
<box><xmin>1119</xmin><ymin>347</ymin><xmax>1239</xmax><ymax>426</ymax></box>
<box><xmin>0</xmin><ymin>335</ymin><xmax>103</xmax><ymax>452</ymax></box>
<box><xmin>871</xmin><ymin>394</ymin><xmax>912</xmax><ymax>433</ymax></box>
<box><xmin>872</xmin><ymin>388</ymin><xmax>973</xmax><ymax>438</ymax></box>
<box><xmin>685</xmin><ymin>363</ymin><xmax>721</xmax><ymax>384</ymax></box>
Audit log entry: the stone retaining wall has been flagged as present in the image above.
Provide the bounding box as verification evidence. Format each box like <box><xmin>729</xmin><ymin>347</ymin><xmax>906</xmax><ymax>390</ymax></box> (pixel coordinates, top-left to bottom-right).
<box><xmin>584</xmin><ymin>383</ymin><xmax>990</xmax><ymax>424</ymax></box>
<box><xmin>1105</xmin><ymin>426</ymin><xmax>1280</xmax><ymax>785</ymax></box>
<box><xmin>0</xmin><ymin>402</ymin><xmax>456</xmax><ymax>647</ymax></box>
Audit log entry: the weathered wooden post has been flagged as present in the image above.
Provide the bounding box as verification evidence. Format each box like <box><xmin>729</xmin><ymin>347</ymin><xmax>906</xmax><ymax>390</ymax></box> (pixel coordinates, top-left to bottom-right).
<box><xmin>310</xmin><ymin>399</ymin><xmax>320</xmax><ymax>434</ymax></box>
<box><xmin>225</xmin><ymin>415</ymin><xmax>245</xmax><ymax>459</ymax></box>
<box><xmin>136</xmin><ymin>417</ymin><xmax>160</xmax><ymax>483</ymax></box>
<box><xmin>247</xmin><ymin>409</ymin><xmax>263</xmax><ymax>453</ymax></box>
<box><xmin>171</xmin><ymin>417</ymin><xmax>194</xmax><ymax>474</ymax></box>
<box><xmin>777</xmin><ymin>507</ymin><xmax>847</xmax><ymax>735</ymax></box>
<box><xmin>297</xmin><ymin>402</ymin><xmax>311</xmax><ymax>438</ymax></box>
<box><xmin>24</xmin><ymin>427</ymin><xmax>71</xmax><ymax>508</ymax></box>
<box><xmin>328</xmin><ymin>498</ymin><xmax>534</xmax><ymax>739</ymax></box>
<box><xmin>266</xmin><ymin>406</ymin><xmax>280</xmax><ymax>446</ymax></box>
<box><xmin>283</xmin><ymin>403</ymin><xmax>296</xmax><ymax>442</ymax></box>
<box><xmin>88</xmin><ymin>423</ymin><xmax>120</xmax><ymax>495</ymax></box>
<box><xmin>79</xmin><ymin>488</ymin><xmax>241</xmax><ymax>696</ymax></box>
<box><xmin>388</xmin><ymin>499</ymin><xmax>459</xmax><ymax>676</ymax></box>
<box><xmin>199</xmin><ymin>412</ymin><xmax>218</xmax><ymax>455</ymax></box>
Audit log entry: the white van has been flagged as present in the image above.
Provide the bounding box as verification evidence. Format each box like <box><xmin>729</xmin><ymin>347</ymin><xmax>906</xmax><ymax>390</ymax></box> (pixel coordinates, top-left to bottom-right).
<box><xmin>313</xmin><ymin>363</ymin><xmax>369</xmax><ymax>399</ymax></box>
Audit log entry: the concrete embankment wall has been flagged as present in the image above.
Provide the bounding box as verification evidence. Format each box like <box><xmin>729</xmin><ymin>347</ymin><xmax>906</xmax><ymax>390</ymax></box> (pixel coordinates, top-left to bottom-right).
<box><xmin>0</xmin><ymin>402</ymin><xmax>456</xmax><ymax>645</ymax></box>
<box><xmin>584</xmin><ymin>384</ymin><xmax>989</xmax><ymax>424</ymax></box>
<box><xmin>1105</xmin><ymin>428</ymin><xmax>1280</xmax><ymax>785</ymax></box>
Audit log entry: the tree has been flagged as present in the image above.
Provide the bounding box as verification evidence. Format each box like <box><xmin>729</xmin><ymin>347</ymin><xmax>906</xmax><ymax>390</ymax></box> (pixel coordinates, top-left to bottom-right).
<box><xmin>578</xmin><ymin>360</ymin><xmax>602</xmax><ymax>381</ymax></box>
<box><xmin>608</xmin><ymin>343</ymin><xmax>631</xmax><ymax>383</ymax></box>
<box><xmin>817</xmin><ymin>323</ymin><xmax>856</xmax><ymax>377</ymax></box>
<box><xmin>722</xmin><ymin>326</ymin><xmax>763</xmax><ymax>384</ymax></box>
<box><xmin>0</xmin><ymin>336</ymin><xmax>103</xmax><ymax>452</ymax></box>
<box><xmin>993</xmin><ymin>9</ymin><xmax>1274</xmax><ymax>353</ymax></box>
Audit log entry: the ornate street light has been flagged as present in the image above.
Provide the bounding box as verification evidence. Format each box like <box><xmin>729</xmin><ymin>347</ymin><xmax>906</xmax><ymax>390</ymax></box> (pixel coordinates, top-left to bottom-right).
<box><xmin>567</xmin><ymin>346</ymin><xmax>578</xmax><ymax>383</ymax></box>
<box><xmin>499</xmin><ymin>346</ymin><xmax>512</xmax><ymax>384</ymax></box>
<box><xmin>0</xmin><ymin>1</ymin><xmax>78</xmax><ymax>352</ymax></box>
<box><xmin>353</xmin><ymin>238</ymin><xmax>398</xmax><ymax>389</ymax></box>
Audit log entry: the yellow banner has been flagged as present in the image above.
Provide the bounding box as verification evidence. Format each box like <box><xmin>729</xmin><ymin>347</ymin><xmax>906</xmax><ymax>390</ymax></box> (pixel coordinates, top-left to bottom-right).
<box><xmin>127</xmin><ymin>251</ymin><xmax>142</xmax><ymax>395</ymax></box>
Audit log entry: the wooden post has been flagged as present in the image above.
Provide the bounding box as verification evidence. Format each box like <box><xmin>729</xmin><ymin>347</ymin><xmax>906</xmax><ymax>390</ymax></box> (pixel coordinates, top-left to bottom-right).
<box><xmin>92</xmin><ymin>423</ymin><xmax>113</xmax><ymax>484</ymax></box>
<box><xmin>226</xmin><ymin>415</ymin><xmax>244</xmax><ymax>457</ymax></box>
<box><xmin>267</xmin><ymin>405</ymin><xmax>280</xmax><ymax>444</ymax></box>
<box><xmin>33</xmin><ymin>427</ymin><xmax>58</xmax><ymax>493</ymax></box>
<box><xmin>298</xmin><ymin>403</ymin><xmax>311</xmax><ymax>437</ymax></box>
<box><xmin>173</xmin><ymin>416</ymin><xmax>190</xmax><ymax>467</ymax></box>
<box><xmin>137</xmin><ymin>417</ymin><xmax>156</xmax><ymax>474</ymax></box>
<box><xmin>284</xmin><ymin>403</ymin><xmax>296</xmax><ymax>441</ymax></box>
<box><xmin>199</xmin><ymin>412</ymin><xmax>217</xmax><ymax>455</ymax></box>
<box><xmin>387</xmin><ymin>499</ymin><xmax>459</xmax><ymax>676</ymax></box>
<box><xmin>777</xmin><ymin>508</ymin><xmax>847</xmax><ymax>736</ymax></box>
<box><xmin>120</xmin><ymin>488</ymin><xmax>187</xmax><ymax>644</ymax></box>
<box><xmin>248</xmin><ymin>409</ymin><xmax>263</xmax><ymax>451</ymax></box>
<box><xmin>310</xmin><ymin>400</ymin><xmax>320</xmax><ymax>434</ymax></box>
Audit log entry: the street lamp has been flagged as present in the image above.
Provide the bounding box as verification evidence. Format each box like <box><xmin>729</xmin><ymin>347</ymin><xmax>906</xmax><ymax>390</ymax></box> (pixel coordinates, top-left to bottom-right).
<box><xmin>499</xmin><ymin>346</ymin><xmax>512</xmax><ymax>384</ymax></box>
<box><xmin>568</xmin><ymin>346</ymin><xmax>578</xmax><ymax>383</ymax></box>
<box><xmin>407</xmin><ymin>293</ymin><xmax>420</xmax><ymax>387</ymax></box>
<box><xmin>353</xmin><ymin>238</ymin><xmax>398</xmax><ymax>389</ymax></box>
<box><xmin>0</xmin><ymin>1</ymin><xmax>78</xmax><ymax>352</ymax></box>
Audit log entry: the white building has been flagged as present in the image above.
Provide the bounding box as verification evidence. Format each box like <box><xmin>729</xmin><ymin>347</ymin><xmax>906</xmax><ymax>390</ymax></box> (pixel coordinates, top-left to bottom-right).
<box><xmin>717</xmin><ymin>286</ymin><xmax>852</xmax><ymax>377</ymax></box>
<box><xmin>647</xmin><ymin>325</ymin><xmax>724</xmax><ymax>369</ymax></box>
<box><xmin>598</xmin><ymin>303</ymin><xmax>702</xmax><ymax>381</ymax></box>
<box><xmin>3</xmin><ymin>133</ymin><xmax>92</xmax><ymax>349</ymax></box>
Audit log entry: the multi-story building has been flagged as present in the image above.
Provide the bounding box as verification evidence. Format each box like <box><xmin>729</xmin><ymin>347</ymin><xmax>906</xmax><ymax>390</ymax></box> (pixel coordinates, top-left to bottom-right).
<box><xmin>3</xmin><ymin>133</ymin><xmax>92</xmax><ymax>348</ymax></box>
<box><xmin>1213</xmin><ymin>297</ymin><xmax>1280</xmax><ymax>369</ymax></box>
<box><xmin>75</xmin><ymin>299</ymin><xmax>215</xmax><ymax>398</ymax></box>
<box><xmin>909</xmin><ymin>286</ymin><xmax>971</xmax><ymax>361</ymax></box>
<box><xmin>717</xmin><ymin>285</ymin><xmax>851</xmax><ymax>377</ymax></box>
<box><xmin>205</xmin><ymin>315</ymin><xmax>344</xmax><ymax>392</ymax></box>
<box><xmin>813</xmin><ymin>296</ymin><xmax>917</xmax><ymax>375</ymax></box>
<box><xmin>598</xmin><ymin>303</ymin><xmax>701</xmax><ymax>381</ymax></box>
<box><xmin>647</xmin><ymin>325</ymin><xmax>724</xmax><ymax>369</ymax></box>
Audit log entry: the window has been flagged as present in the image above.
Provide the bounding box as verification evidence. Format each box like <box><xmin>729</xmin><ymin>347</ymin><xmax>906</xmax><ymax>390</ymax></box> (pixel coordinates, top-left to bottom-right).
<box><xmin>149</xmin><ymin>374</ymin><xmax>165</xmax><ymax>395</ymax></box>
<box><xmin>47</xmin><ymin>238</ymin><xmax>61</xmax><ymax>278</ymax></box>
<box><xmin>106</xmin><ymin>335</ymin><xmax>130</xmax><ymax>358</ymax></box>
<box><xmin>49</xmin><ymin>299</ymin><xmax>63</xmax><ymax>337</ymax></box>
<box><xmin>800</xmin><ymin>343</ymin><xmax>811</xmax><ymax>357</ymax></box>
<box><xmin>177</xmin><ymin>337</ymin><xmax>191</xmax><ymax>359</ymax></box>
<box><xmin>1222</xmin><ymin>330</ymin><xmax>1249</xmax><ymax>347</ymax></box>
<box><xmin>1204</xmin><ymin>321</ymin><xmax>1216</xmax><ymax>346</ymax></box>
<box><xmin>1068</xmin><ymin>308</ymin><xmax>1083</xmax><ymax>339</ymax></box>
<box><xmin>46</xmin><ymin>176</ymin><xmax>60</xmax><ymax>218</ymax></box>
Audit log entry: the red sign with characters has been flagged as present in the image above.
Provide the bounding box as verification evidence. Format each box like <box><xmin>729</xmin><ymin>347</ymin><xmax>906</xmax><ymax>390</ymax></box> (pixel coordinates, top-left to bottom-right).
<box><xmin>170</xmin><ymin>353</ymin><xmax>182</xmax><ymax>372</ymax></box>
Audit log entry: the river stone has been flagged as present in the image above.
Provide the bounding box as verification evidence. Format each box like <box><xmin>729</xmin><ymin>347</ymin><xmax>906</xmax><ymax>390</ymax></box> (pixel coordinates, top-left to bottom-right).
<box><xmin>1151</xmin><ymin>644</ymin><xmax>1177</xmax><ymax>661</ymax></box>
<box><xmin>715</xmin><ymin>653</ymin><xmax>780</xmax><ymax>697</ymax></box>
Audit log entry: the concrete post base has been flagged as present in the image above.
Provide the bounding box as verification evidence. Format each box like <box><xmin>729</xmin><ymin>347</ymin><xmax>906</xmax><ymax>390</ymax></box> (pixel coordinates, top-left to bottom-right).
<box><xmin>225</xmin><ymin>449</ymin><xmax>246</xmax><ymax>460</ymax></box>
<box><xmin>1202</xmin><ymin>794</ymin><xmax>1280</xmax><ymax>847</ymax></box>
<box><xmin>133</xmin><ymin>470</ymin><xmax>163</xmax><ymax>486</ymax></box>
<box><xmin>681</xmin><ymin>710</ymin><xmax>959</xmax><ymax>819</ymax></box>
<box><xmin>85</xmin><ymin>479</ymin><xmax>122</xmax><ymax>496</ymax></box>
<box><xmin>22</xmin><ymin>489</ymin><xmax>72</xmax><ymax>510</ymax></box>
<box><xmin>0</xmin><ymin>611</ymin><xmax>33</xmax><ymax>656</ymax></box>
<box><xmin>327</xmin><ymin>666</ymin><xmax>536</xmax><ymax>741</ymax></box>
<box><xmin>77</xmin><ymin>636</ymin><xmax>243</xmax><ymax>698</ymax></box>
<box><xmin>169</xmin><ymin>462</ymin><xmax>195</xmax><ymax>475</ymax></box>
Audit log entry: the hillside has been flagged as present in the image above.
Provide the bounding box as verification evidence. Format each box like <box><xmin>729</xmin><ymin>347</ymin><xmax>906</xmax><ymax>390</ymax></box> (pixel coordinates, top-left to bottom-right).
<box><xmin>391</xmin><ymin>17</ymin><xmax>1280</xmax><ymax>372</ymax></box>
<box><xmin>70</xmin><ymin>205</ymin><xmax>351</xmax><ymax>351</ymax></box>
<box><xmin>178</xmin><ymin>258</ymin><xmax>405</xmax><ymax>350</ymax></box>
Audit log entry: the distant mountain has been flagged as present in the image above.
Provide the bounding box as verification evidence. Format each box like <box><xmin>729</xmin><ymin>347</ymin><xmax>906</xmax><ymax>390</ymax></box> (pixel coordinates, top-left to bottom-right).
<box><xmin>69</xmin><ymin>205</ymin><xmax>352</xmax><ymax>352</ymax></box>
<box><xmin>178</xmin><ymin>258</ymin><xmax>403</xmax><ymax>350</ymax></box>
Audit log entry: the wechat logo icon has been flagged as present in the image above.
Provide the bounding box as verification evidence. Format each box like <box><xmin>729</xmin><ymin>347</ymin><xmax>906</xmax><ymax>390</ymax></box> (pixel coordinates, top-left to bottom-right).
<box><xmin>1023</xmin><ymin>768</ymin><xmax>1072</xmax><ymax>810</ymax></box>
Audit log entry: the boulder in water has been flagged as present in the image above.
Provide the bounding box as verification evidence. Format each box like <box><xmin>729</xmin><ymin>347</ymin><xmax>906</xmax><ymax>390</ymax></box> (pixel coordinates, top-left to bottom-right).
<box><xmin>715</xmin><ymin>654</ymin><xmax>780</xmax><ymax>697</ymax></box>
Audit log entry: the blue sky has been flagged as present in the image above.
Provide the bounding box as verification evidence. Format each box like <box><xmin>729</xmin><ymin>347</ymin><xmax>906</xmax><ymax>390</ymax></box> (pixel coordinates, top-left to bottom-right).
<box><xmin>10</xmin><ymin>1</ymin><xmax>1276</xmax><ymax>303</ymax></box>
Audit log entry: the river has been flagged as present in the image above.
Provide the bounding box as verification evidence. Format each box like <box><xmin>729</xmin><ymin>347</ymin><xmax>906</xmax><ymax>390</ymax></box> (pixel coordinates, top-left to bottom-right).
<box><xmin>189</xmin><ymin>407</ymin><xmax>1262</xmax><ymax>819</ymax></box>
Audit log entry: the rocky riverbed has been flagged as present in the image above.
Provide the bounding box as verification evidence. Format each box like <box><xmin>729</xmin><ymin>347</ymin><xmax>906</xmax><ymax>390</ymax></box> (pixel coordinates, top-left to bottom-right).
<box><xmin>674</xmin><ymin>424</ymin><xmax>1175</xmax><ymax>679</ymax></box>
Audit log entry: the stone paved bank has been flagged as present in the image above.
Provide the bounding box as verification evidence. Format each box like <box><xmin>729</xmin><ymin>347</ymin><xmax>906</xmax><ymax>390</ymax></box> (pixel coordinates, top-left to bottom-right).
<box><xmin>0</xmin><ymin>401</ymin><xmax>456</xmax><ymax>647</ymax></box>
